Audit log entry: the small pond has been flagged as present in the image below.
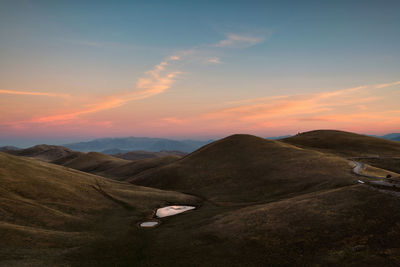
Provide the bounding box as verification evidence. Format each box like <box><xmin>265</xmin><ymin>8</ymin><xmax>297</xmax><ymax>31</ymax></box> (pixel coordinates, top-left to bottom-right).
<box><xmin>139</xmin><ymin>221</ymin><xmax>159</xmax><ymax>227</ymax></box>
<box><xmin>155</xmin><ymin>205</ymin><xmax>196</xmax><ymax>218</ymax></box>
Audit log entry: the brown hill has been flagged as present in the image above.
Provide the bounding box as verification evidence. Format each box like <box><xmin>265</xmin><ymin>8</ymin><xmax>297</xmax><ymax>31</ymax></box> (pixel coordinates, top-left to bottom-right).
<box><xmin>105</xmin><ymin>155</ymin><xmax>182</xmax><ymax>180</ymax></box>
<box><xmin>0</xmin><ymin>152</ymin><xmax>198</xmax><ymax>266</ymax></box>
<box><xmin>54</xmin><ymin>152</ymin><xmax>180</xmax><ymax>181</ymax></box>
<box><xmin>155</xmin><ymin>184</ymin><xmax>400</xmax><ymax>267</ymax></box>
<box><xmin>59</xmin><ymin>151</ymin><xmax>130</xmax><ymax>173</ymax></box>
<box><xmin>282</xmin><ymin>130</ymin><xmax>400</xmax><ymax>173</ymax></box>
<box><xmin>130</xmin><ymin>134</ymin><xmax>359</xmax><ymax>204</ymax></box>
<box><xmin>6</xmin><ymin>144</ymin><xmax>78</xmax><ymax>162</ymax></box>
<box><xmin>0</xmin><ymin>146</ymin><xmax>20</xmax><ymax>152</ymax></box>
<box><xmin>282</xmin><ymin>130</ymin><xmax>400</xmax><ymax>157</ymax></box>
<box><xmin>3</xmin><ymin>133</ymin><xmax>400</xmax><ymax>266</ymax></box>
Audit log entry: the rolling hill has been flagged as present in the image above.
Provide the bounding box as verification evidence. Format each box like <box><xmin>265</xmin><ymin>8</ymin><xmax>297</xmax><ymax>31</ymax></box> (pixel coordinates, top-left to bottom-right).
<box><xmin>0</xmin><ymin>146</ymin><xmax>20</xmax><ymax>152</ymax></box>
<box><xmin>5</xmin><ymin>144</ymin><xmax>79</xmax><ymax>162</ymax></box>
<box><xmin>281</xmin><ymin>130</ymin><xmax>400</xmax><ymax>157</ymax></box>
<box><xmin>0</xmin><ymin>152</ymin><xmax>199</xmax><ymax>266</ymax></box>
<box><xmin>103</xmin><ymin>155</ymin><xmax>182</xmax><ymax>180</ymax></box>
<box><xmin>55</xmin><ymin>152</ymin><xmax>181</xmax><ymax>180</ymax></box>
<box><xmin>58</xmin><ymin>151</ymin><xmax>130</xmax><ymax>173</ymax></box>
<box><xmin>281</xmin><ymin>130</ymin><xmax>400</xmax><ymax>173</ymax></box>
<box><xmin>3</xmin><ymin>131</ymin><xmax>400</xmax><ymax>266</ymax></box>
<box><xmin>130</xmin><ymin>134</ymin><xmax>359</xmax><ymax>204</ymax></box>
<box><xmin>4</xmin><ymin>145</ymin><xmax>183</xmax><ymax>181</ymax></box>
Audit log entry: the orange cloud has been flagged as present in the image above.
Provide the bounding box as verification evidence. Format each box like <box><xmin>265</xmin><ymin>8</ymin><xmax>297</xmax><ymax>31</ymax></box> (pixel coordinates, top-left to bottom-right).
<box><xmin>159</xmin><ymin>81</ymin><xmax>400</xmax><ymax>134</ymax></box>
<box><xmin>0</xmin><ymin>89</ymin><xmax>69</xmax><ymax>98</ymax></box>
<box><xmin>31</xmin><ymin>56</ymin><xmax>181</xmax><ymax>124</ymax></box>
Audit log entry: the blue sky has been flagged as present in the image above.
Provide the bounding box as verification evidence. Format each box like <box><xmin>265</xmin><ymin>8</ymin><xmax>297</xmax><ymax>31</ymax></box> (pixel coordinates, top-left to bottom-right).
<box><xmin>1</xmin><ymin>0</ymin><xmax>399</xmax><ymax>146</ymax></box>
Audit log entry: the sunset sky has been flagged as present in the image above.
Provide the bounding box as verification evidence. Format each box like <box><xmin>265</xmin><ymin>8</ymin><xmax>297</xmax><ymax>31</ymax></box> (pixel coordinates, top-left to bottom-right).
<box><xmin>1</xmin><ymin>0</ymin><xmax>400</xmax><ymax>146</ymax></box>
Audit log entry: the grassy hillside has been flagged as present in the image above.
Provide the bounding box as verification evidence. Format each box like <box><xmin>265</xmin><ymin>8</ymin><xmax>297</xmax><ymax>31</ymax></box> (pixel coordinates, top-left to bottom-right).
<box><xmin>131</xmin><ymin>134</ymin><xmax>359</xmax><ymax>204</ymax></box>
<box><xmin>282</xmin><ymin>130</ymin><xmax>400</xmax><ymax>173</ymax></box>
<box><xmin>105</xmin><ymin>155</ymin><xmax>181</xmax><ymax>180</ymax></box>
<box><xmin>0</xmin><ymin>152</ymin><xmax>199</xmax><ymax>266</ymax></box>
<box><xmin>59</xmin><ymin>151</ymin><xmax>130</xmax><ymax>173</ymax></box>
<box><xmin>3</xmin><ymin>132</ymin><xmax>400</xmax><ymax>266</ymax></box>
<box><xmin>357</xmin><ymin>157</ymin><xmax>400</xmax><ymax>174</ymax></box>
<box><xmin>139</xmin><ymin>185</ymin><xmax>400</xmax><ymax>267</ymax></box>
<box><xmin>282</xmin><ymin>130</ymin><xmax>400</xmax><ymax>157</ymax></box>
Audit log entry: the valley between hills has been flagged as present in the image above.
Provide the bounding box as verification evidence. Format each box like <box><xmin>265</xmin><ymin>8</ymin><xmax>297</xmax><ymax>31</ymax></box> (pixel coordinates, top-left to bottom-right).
<box><xmin>1</xmin><ymin>130</ymin><xmax>400</xmax><ymax>266</ymax></box>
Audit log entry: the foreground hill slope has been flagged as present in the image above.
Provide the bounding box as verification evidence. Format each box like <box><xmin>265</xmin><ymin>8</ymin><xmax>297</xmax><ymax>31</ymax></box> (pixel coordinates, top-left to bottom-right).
<box><xmin>282</xmin><ymin>130</ymin><xmax>400</xmax><ymax>157</ymax></box>
<box><xmin>3</xmin><ymin>135</ymin><xmax>400</xmax><ymax>266</ymax></box>
<box><xmin>143</xmin><ymin>184</ymin><xmax>400</xmax><ymax>267</ymax></box>
<box><xmin>131</xmin><ymin>134</ymin><xmax>358</xmax><ymax>204</ymax></box>
<box><xmin>0</xmin><ymin>152</ymin><xmax>199</xmax><ymax>266</ymax></box>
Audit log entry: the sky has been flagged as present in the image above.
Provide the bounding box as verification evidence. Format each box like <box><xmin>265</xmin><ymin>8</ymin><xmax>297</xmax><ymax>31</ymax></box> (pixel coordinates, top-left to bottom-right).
<box><xmin>1</xmin><ymin>0</ymin><xmax>400</xmax><ymax>146</ymax></box>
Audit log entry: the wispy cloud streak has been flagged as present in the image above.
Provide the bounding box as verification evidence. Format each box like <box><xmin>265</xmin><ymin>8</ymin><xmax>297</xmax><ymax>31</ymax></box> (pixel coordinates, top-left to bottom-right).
<box><xmin>212</xmin><ymin>33</ymin><xmax>266</xmax><ymax>48</ymax></box>
<box><xmin>0</xmin><ymin>89</ymin><xmax>69</xmax><ymax>98</ymax></box>
<box><xmin>34</xmin><ymin>56</ymin><xmax>181</xmax><ymax>124</ymax></box>
<box><xmin>1</xmin><ymin>31</ymin><xmax>268</xmax><ymax>128</ymax></box>
<box><xmin>159</xmin><ymin>81</ymin><xmax>400</xmax><ymax>133</ymax></box>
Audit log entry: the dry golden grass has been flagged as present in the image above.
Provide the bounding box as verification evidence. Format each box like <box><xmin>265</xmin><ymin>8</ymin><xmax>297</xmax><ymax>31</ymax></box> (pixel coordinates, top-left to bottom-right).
<box><xmin>3</xmin><ymin>131</ymin><xmax>400</xmax><ymax>266</ymax></box>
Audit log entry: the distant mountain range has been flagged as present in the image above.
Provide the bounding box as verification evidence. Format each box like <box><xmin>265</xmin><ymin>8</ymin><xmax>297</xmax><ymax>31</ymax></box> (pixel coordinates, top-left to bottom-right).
<box><xmin>266</xmin><ymin>135</ymin><xmax>292</xmax><ymax>140</ymax></box>
<box><xmin>0</xmin><ymin>146</ymin><xmax>21</xmax><ymax>152</ymax></box>
<box><xmin>63</xmin><ymin>137</ymin><xmax>213</xmax><ymax>153</ymax></box>
<box><xmin>1</xmin><ymin>133</ymin><xmax>399</xmax><ymax>153</ymax></box>
<box><xmin>380</xmin><ymin>133</ymin><xmax>400</xmax><ymax>142</ymax></box>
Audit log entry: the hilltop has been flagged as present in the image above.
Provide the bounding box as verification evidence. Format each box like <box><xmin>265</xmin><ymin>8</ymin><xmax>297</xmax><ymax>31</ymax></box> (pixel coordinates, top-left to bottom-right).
<box><xmin>282</xmin><ymin>130</ymin><xmax>400</xmax><ymax>157</ymax></box>
<box><xmin>282</xmin><ymin>130</ymin><xmax>400</xmax><ymax>173</ymax></box>
<box><xmin>5</xmin><ymin>144</ymin><xmax>78</xmax><ymax>162</ymax></box>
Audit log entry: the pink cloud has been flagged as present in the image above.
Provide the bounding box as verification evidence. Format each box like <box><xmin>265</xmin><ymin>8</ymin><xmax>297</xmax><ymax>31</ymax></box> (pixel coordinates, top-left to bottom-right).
<box><xmin>0</xmin><ymin>89</ymin><xmax>69</xmax><ymax>98</ymax></box>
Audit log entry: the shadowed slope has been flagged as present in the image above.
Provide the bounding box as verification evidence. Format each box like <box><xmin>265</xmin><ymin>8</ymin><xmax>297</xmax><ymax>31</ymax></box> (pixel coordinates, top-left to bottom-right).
<box><xmin>59</xmin><ymin>151</ymin><xmax>130</xmax><ymax>173</ymax></box>
<box><xmin>131</xmin><ymin>134</ymin><xmax>358</xmax><ymax>204</ymax></box>
<box><xmin>105</xmin><ymin>155</ymin><xmax>182</xmax><ymax>180</ymax></box>
<box><xmin>54</xmin><ymin>152</ymin><xmax>181</xmax><ymax>181</ymax></box>
<box><xmin>144</xmin><ymin>185</ymin><xmax>400</xmax><ymax>267</ymax></box>
<box><xmin>282</xmin><ymin>130</ymin><xmax>400</xmax><ymax>157</ymax></box>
